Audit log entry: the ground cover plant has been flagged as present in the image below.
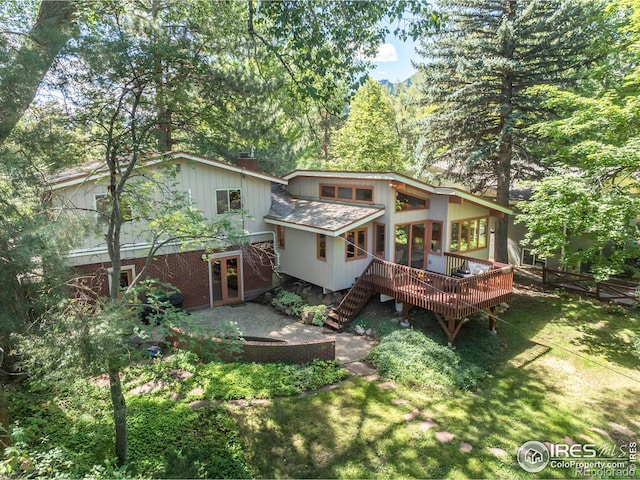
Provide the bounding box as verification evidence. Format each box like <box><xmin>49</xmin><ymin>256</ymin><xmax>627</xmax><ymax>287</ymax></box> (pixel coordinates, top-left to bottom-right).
<box><xmin>231</xmin><ymin>283</ymin><xmax>640</xmax><ymax>478</ymax></box>
<box><xmin>1</xmin><ymin>351</ymin><xmax>347</xmax><ymax>478</ymax></box>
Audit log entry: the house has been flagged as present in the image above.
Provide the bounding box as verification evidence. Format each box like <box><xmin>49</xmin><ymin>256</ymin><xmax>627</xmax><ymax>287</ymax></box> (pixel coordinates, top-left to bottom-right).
<box><xmin>266</xmin><ymin>170</ymin><xmax>515</xmax><ymax>344</ymax></box>
<box><xmin>50</xmin><ymin>155</ymin><xmax>515</xmax><ymax>344</ymax></box>
<box><xmin>49</xmin><ymin>151</ymin><xmax>286</xmax><ymax>309</ymax></box>
<box><xmin>267</xmin><ymin>170</ymin><xmax>511</xmax><ymax>290</ymax></box>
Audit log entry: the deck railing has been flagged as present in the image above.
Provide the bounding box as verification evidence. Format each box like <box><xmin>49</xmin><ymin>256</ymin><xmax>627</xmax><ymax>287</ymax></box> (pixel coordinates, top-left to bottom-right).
<box><xmin>362</xmin><ymin>258</ymin><xmax>514</xmax><ymax>320</ymax></box>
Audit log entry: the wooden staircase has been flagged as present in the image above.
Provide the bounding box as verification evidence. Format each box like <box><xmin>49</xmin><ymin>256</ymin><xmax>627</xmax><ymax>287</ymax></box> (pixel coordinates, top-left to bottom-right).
<box><xmin>324</xmin><ymin>262</ymin><xmax>375</xmax><ymax>331</ymax></box>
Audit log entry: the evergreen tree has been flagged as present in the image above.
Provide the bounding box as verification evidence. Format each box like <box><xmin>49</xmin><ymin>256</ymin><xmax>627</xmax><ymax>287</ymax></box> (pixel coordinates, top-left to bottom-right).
<box><xmin>332</xmin><ymin>78</ymin><xmax>404</xmax><ymax>171</ymax></box>
<box><xmin>415</xmin><ymin>0</ymin><xmax>613</xmax><ymax>263</ymax></box>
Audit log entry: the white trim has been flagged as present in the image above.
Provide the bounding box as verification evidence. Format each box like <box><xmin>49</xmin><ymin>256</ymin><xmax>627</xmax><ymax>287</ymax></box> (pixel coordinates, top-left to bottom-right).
<box><xmin>50</xmin><ymin>152</ymin><xmax>287</xmax><ymax>190</ymax></box>
<box><xmin>107</xmin><ymin>264</ymin><xmax>136</xmax><ymax>294</ymax></box>
<box><xmin>202</xmin><ymin>251</ymin><xmax>244</xmax><ymax>307</ymax></box>
<box><xmin>264</xmin><ymin>209</ymin><xmax>385</xmax><ymax>237</ymax></box>
<box><xmin>283</xmin><ymin>170</ymin><xmax>512</xmax><ymax>215</ymax></box>
<box><xmin>214</xmin><ymin>187</ymin><xmax>242</xmax><ymax>215</ymax></box>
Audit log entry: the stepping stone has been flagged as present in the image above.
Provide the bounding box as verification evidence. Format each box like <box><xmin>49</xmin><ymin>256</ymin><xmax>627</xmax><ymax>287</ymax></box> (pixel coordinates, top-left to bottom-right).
<box><xmin>128</xmin><ymin>379</ymin><xmax>170</xmax><ymax>395</ymax></box>
<box><xmin>419</xmin><ymin>419</ymin><xmax>437</xmax><ymax>431</ymax></box>
<box><xmin>345</xmin><ymin>361</ymin><xmax>377</xmax><ymax>376</ymax></box>
<box><xmin>188</xmin><ymin>387</ymin><xmax>204</xmax><ymax>397</ymax></box>
<box><xmin>187</xmin><ymin>399</ymin><xmax>211</xmax><ymax>410</ymax></box>
<box><xmin>391</xmin><ymin>398</ymin><xmax>409</xmax><ymax>406</ymax></box>
<box><xmin>435</xmin><ymin>431</ymin><xmax>454</xmax><ymax>443</ymax></box>
<box><xmin>579</xmin><ymin>433</ymin><xmax>597</xmax><ymax>443</ymax></box>
<box><xmin>169</xmin><ymin>369</ymin><xmax>194</xmax><ymax>379</ymax></box>
<box><xmin>563</xmin><ymin>436</ymin><xmax>577</xmax><ymax>445</ymax></box>
<box><xmin>377</xmin><ymin>381</ymin><xmax>397</xmax><ymax>390</ymax></box>
<box><xmin>459</xmin><ymin>442</ymin><xmax>473</xmax><ymax>452</ymax></box>
<box><xmin>364</xmin><ymin>374</ymin><xmax>380</xmax><ymax>382</ymax></box>
<box><xmin>403</xmin><ymin>408</ymin><xmax>420</xmax><ymax>421</ymax></box>
<box><xmin>489</xmin><ymin>447</ymin><xmax>508</xmax><ymax>457</ymax></box>
<box><xmin>250</xmin><ymin>398</ymin><xmax>270</xmax><ymax>405</ymax></box>
<box><xmin>591</xmin><ymin>427</ymin><xmax>613</xmax><ymax>441</ymax></box>
<box><xmin>169</xmin><ymin>392</ymin><xmax>184</xmax><ymax>401</ymax></box>
<box><xmin>608</xmin><ymin>421</ymin><xmax>635</xmax><ymax>437</ymax></box>
<box><xmin>630</xmin><ymin>419</ymin><xmax>640</xmax><ymax>429</ymax></box>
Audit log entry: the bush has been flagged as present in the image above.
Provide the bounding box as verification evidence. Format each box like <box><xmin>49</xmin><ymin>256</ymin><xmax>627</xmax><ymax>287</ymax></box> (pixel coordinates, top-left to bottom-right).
<box><xmin>301</xmin><ymin>305</ymin><xmax>327</xmax><ymax>326</ymax></box>
<box><xmin>272</xmin><ymin>290</ymin><xmax>306</xmax><ymax>317</ymax></box>
<box><xmin>368</xmin><ymin>329</ymin><xmax>499</xmax><ymax>391</ymax></box>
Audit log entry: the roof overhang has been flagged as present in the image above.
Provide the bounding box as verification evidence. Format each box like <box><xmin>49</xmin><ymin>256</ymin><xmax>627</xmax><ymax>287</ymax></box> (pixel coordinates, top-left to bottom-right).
<box><xmin>282</xmin><ymin>170</ymin><xmax>512</xmax><ymax>216</ymax></box>
<box><xmin>265</xmin><ymin>208</ymin><xmax>385</xmax><ymax>237</ymax></box>
<box><xmin>50</xmin><ymin>151</ymin><xmax>287</xmax><ymax>190</ymax></box>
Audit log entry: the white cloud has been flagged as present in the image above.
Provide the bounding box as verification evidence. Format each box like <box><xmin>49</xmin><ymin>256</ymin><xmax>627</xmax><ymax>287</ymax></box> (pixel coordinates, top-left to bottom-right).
<box><xmin>361</xmin><ymin>43</ymin><xmax>398</xmax><ymax>63</ymax></box>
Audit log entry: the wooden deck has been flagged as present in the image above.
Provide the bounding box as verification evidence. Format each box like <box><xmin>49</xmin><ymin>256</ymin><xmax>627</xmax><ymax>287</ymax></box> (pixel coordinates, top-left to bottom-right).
<box><xmin>330</xmin><ymin>253</ymin><xmax>514</xmax><ymax>345</ymax></box>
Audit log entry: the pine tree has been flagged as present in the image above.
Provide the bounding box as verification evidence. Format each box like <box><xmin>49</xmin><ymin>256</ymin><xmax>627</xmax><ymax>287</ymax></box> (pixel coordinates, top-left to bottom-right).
<box><xmin>332</xmin><ymin>78</ymin><xmax>404</xmax><ymax>171</ymax></box>
<box><xmin>416</xmin><ymin>0</ymin><xmax>613</xmax><ymax>263</ymax></box>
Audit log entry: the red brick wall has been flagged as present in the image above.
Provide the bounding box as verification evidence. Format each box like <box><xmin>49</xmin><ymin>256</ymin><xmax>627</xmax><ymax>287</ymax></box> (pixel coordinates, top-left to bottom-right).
<box><xmin>74</xmin><ymin>245</ymin><xmax>275</xmax><ymax>309</ymax></box>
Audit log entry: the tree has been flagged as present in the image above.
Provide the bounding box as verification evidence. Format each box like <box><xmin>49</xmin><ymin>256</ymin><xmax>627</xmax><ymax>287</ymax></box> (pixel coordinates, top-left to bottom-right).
<box><xmin>331</xmin><ymin>78</ymin><xmax>405</xmax><ymax>171</ymax></box>
<box><xmin>0</xmin><ymin>1</ymin><xmax>77</xmax><ymax>145</ymax></box>
<box><xmin>415</xmin><ymin>0</ymin><xmax>614</xmax><ymax>263</ymax></box>
<box><xmin>517</xmin><ymin>1</ymin><xmax>640</xmax><ymax>278</ymax></box>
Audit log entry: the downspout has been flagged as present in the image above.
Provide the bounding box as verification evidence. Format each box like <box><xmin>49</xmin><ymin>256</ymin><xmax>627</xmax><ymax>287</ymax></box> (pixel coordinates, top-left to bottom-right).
<box><xmin>200</xmin><ymin>230</ymin><xmax>280</xmax><ymax>268</ymax></box>
<box><xmin>240</xmin><ymin>230</ymin><xmax>280</xmax><ymax>269</ymax></box>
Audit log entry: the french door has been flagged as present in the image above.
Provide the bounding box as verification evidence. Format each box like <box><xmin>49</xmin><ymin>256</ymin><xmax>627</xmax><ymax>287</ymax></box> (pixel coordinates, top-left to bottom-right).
<box><xmin>211</xmin><ymin>254</ymin><xmax>242</xmax><ymax>306</ymax></box>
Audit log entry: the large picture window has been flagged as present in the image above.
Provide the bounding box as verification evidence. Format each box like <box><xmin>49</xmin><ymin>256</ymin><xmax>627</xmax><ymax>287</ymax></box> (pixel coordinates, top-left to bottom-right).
<box><xmin>450</xmin><ymin>217</ymin><xmax>488</xmax><ymax>252</ymax></box>
<box><xmin>345</xmin><ymin>228</ymin><xmax>367</xmax><ymax>260</ymax></box>
<box><xmin>374</xmin><ymin>223</ymin><xmax>386</xmax><ymax>258</ymax></box>
<box><xmin>216</xmin><ymin>188</ymin><xmax>242</xmax><ymax>214</ymax></box>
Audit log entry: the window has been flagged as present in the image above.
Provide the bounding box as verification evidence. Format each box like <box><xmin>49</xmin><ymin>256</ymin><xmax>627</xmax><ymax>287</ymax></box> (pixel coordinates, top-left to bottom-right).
<box><xmin>522</xmin><ymin>248</ymin><xmax>546</xmax><ymax>267</ymax></box>
<box><xmin>276</xmin><ymin>225</ymin><xmax>285</xmax><ymax>249</ymax></box>
<box><xmin>317</xmin><ymin>234</ymin><xmax>327</xmax><ymax>261</ymax></box>
<box><xmin>107</xmin><ymin>265</ymin><xmax>135</xmax><ymax>300</ymax></box>
<box><xmin>94</xmin><ymin>193</ymin><xmax>132</xmax><ymax>222</ymax></box>
<box><xmin>345</xmin><ymin>228</ymin><xmax>367</xmax><ymax>260</ymax></box>
<box><xmin>216</xmin><ymin>188</ymin><xmax>242</xmax><ymax>214</ymax></box>
<box><xmin>395</xmin><ymin>191</ymin><xmax>429</xmax><ymax>211</ymax></box>
<box><xmin>374</xmin><ymin>223</ymin><xmax>386</xmax><ymax>258</ymax></box>
<box><xmin>429</xmin><ymin>221</ymin><xmax>443</xmax><ymax>254</ymax></box>
<box><xmin>320</xmin><ymin>184</ymin><xmax>373</xmax><ymax>204</ymax></box>
<box><xmin>395</xmin><ymin>225</ymin><xmax>409</xmax><ymax>265</ymax></box>
<box><xmin>450</xmin><ymin>216</ymin><xmax>489</xmax><ymax>252</ymax></box>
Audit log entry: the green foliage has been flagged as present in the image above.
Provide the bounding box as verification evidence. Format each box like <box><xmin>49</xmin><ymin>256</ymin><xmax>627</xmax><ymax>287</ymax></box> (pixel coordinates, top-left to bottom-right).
<box><xmin>301</xmin><ymin>305</ymin><xmax>327</xmax><ymax>327</ymax></box>
<box><xmin>272</xmin><ymin>290</ymin><xmax>306</xmax><ymax>317</ymax></box>
<box><xmin>332</xmin><ymin>78</ymin><xmax>405</xmax><ymax>171</ymax></box>
<box><xmin>368</xmin><ymin>328</ymin><xmax>500</xmax><ymax>391</ymax></box>
<box><xmin>3</xmin><ymin>355</ymin><xmax>347</xmax><ymax>478</ymax></box>
<box><xmin>517</xmin><ymin>173</ymin><xmax>640</xmax><ymax>280</ymax></box>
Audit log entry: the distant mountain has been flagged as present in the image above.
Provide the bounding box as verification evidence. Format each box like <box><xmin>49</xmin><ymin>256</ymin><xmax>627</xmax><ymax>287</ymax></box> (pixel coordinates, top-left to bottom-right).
<box><xmin>378</xmin><ymin>72</ymin><xmax>421</xmax><ymax>95</ymax></box>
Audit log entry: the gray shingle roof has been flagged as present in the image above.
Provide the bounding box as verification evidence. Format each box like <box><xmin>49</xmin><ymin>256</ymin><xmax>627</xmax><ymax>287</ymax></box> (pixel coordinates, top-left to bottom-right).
<box><xmin>266</xmin><ymin>192</ymin><xmax>384</xmax><ymax>235</ymax></box>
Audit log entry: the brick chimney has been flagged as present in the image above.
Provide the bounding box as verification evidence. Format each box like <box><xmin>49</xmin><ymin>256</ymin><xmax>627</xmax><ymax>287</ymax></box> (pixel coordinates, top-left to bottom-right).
<box><xmin>237</xmin><ymin>152</ymin><xmax>258</xmax><ymax>172</ymax></box>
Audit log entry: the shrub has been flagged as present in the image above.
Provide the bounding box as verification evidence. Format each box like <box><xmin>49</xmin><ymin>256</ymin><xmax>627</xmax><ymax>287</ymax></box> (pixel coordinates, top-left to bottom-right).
<box><xmin>368</xmin><ymin>329</ymin><xmax>499</xmax><ymax>391</ymax></box>
<box><xmin>301</xmin><ymin>304</ymin><xmax>327</xmax><ymax>326</ymax></box>
<box><xmin>272</xmin><ymin>290</ymin><xmax>306</xmax><ymax>316</ymax></box>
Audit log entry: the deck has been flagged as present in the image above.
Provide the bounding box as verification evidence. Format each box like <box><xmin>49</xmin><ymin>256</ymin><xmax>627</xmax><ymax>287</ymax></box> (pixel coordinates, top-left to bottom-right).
<box><xmin>331</xmin><ymin>253</ymin><xmax>514</xmax><ymax>345</ymax></box>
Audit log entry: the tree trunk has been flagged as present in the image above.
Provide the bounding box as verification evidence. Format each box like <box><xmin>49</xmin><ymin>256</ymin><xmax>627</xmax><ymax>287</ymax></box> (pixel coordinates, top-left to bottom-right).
<box><xmin>0</xmin><ymin>384</ymin><xmax>9</xmax><ymax>452</ymax></box>
<box><xmin>494</xmin><ymin>0</ymin><xmax>517</xmax><ymax>265</ymax></box>
<box><xmin>108</xmin><ymin>369</ymin><xmax>127</xmax><ymax>467</ymax></box>
<box><xmin>0</xmin><ymin>0</ymin><xmax>77</xmax><ymax>145</ymax></box>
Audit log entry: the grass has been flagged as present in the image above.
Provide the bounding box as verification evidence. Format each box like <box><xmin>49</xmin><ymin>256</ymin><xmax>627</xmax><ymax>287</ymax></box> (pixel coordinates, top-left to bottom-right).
<box><xmin>4</xmin><ymin>282</ymin><xmax>639</xmax><ymax>478</ymax></box>
<box><xmin>231</xmin><ymin>284</ymin><xmax>640</xmax><ymax>478</ymax></box>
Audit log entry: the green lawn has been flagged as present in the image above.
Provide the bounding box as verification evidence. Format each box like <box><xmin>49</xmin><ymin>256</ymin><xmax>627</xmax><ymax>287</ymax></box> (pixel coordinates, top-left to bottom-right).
<box><xmin>4</xmin><ymin>282</ymin><xmax>639</xmax><ymax>479</ymax></box>
<box><xmin>231</xmin><ymin>284</ymin><xmax>640</xmax><ymax>479</ymax></box>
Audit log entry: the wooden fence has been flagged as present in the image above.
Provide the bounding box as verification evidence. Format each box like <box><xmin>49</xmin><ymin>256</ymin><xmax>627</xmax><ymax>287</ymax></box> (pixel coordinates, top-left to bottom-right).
<box><xmin>542</xmin><ymin>267</ymin><xmax>639</xmax><ymax>306</ymax></box>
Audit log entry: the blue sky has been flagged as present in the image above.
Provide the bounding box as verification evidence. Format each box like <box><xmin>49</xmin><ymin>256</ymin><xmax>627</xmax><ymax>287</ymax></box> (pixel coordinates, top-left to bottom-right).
<box><xmin>367</xmin><ymin>34</ymin><xmax>421</xmax><ymax>83</ymax></box>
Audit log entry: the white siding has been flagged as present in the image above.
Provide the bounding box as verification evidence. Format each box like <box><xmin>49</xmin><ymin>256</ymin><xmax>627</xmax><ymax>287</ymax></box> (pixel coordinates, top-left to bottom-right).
<box><xmin>55</xmin><ymin>159</ymin><xmax>276</xmax><ymax>266</ymax></box>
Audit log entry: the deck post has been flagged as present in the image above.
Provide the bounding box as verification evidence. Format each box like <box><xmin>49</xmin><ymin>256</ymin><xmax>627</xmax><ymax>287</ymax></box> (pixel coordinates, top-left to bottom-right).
<box><xmin>401</xmin><ymin>302</ymin><xmax>413</xmax><ymax>320</ymax></box>
<box><xmin>488</xmin><ymin>306</ymin><xmax>497</xmax><ymax>334</ymax></box>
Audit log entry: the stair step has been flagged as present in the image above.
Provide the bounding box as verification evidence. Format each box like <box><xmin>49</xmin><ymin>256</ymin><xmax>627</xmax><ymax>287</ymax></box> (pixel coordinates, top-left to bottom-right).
<box><xmin>323</xmin><ymin>317</ymin><xmax>342</xmax><ymax>330</ymax></box>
